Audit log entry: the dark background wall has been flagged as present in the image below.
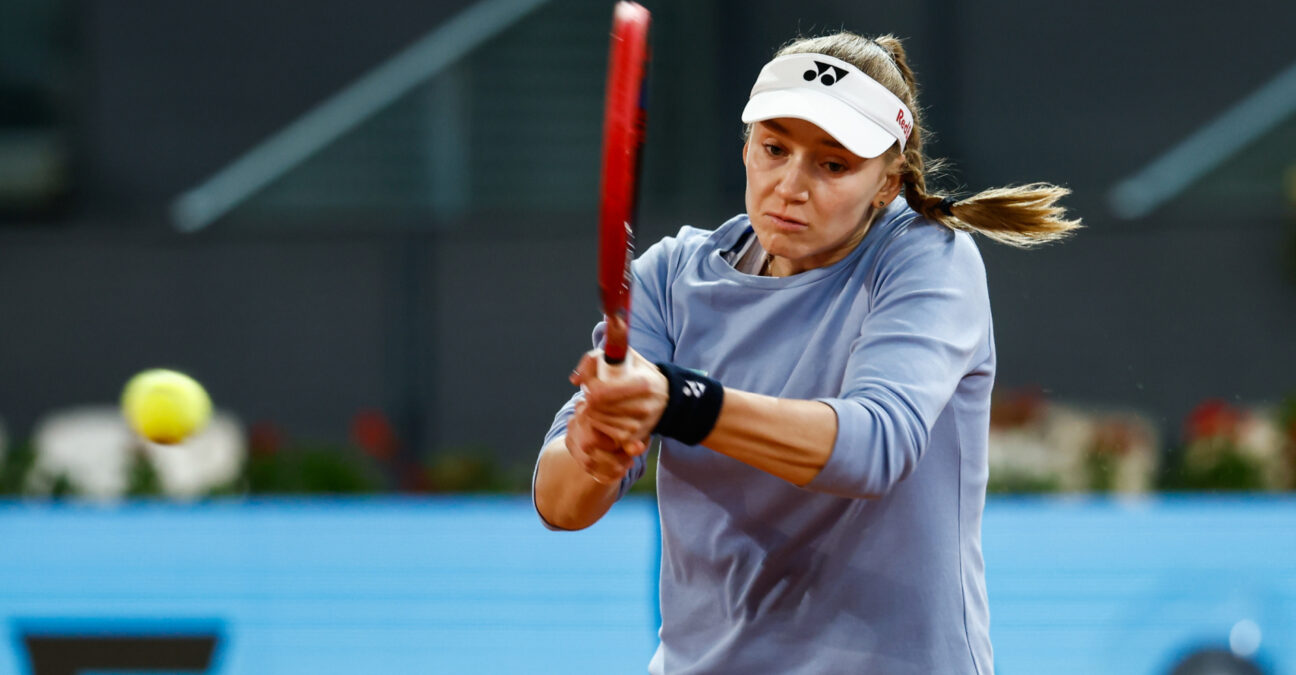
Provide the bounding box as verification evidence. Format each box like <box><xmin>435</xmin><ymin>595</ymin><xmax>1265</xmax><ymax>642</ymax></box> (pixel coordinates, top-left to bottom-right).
<box><xmin>1</xmin><ymin>0</ymin><xmax>1293</xmax><ymax>465</ymax></box>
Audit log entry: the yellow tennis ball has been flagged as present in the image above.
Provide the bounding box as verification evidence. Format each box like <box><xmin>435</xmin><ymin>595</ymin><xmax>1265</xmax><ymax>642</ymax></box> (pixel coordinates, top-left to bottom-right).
<box><xmin>121</xmin><ymin>369</ymin><xmax>212</xmax><ymax>444</ymax></box>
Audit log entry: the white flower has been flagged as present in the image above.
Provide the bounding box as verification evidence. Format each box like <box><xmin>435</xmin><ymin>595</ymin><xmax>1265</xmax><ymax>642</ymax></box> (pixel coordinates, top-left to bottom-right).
<box><xmin>989</xmin><ymin>399</ymin><xmax>1160</xmax><ymax>493</ymax></box>
<box><xmin>140</xmin><ymin>414</ymin><xmax>245</xmax><ymax>498</ymax></box>
<box><xmin>30</xmin><ymin>407</ymin><xmax>136</xmax><ymax>500</ymax></box>
<box><xmin>1237</xmin><ymin>408</ymin><xmax>1288</xmax><ymax>489</ymax></box>
<box><xmin>29</xmin><ymin>406</ymin><xmax>246</xmax><ymax>500</ymax></box>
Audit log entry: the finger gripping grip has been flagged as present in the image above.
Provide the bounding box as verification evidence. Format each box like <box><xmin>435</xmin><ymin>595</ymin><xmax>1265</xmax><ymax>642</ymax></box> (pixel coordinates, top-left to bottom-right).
<box><xmin>597</xmin><ymin>357</ymin><xmax>628</xmax><ymax>383</ymax></box>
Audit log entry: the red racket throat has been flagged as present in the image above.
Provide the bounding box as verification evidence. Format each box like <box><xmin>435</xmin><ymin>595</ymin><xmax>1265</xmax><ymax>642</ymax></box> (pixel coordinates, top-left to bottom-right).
<box><xmin>597</xmin><ymin>2</ymin><xmax>650</xmax><ymax>366</ymax></box>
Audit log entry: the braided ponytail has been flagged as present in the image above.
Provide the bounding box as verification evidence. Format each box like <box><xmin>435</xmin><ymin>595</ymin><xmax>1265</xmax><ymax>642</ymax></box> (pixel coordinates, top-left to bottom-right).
<box><xmin>776</xmin><ymin>33</ymin><xmax>1081</xmax><ymax>248</ymax></box>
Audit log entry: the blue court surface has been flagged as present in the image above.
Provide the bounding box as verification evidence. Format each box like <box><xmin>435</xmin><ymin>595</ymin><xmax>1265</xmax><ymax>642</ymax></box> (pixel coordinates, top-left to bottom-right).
<box><xmin>1</xmin><ymin>496</ymin><xmax>1293</xmax><ymax>674</ymax></box>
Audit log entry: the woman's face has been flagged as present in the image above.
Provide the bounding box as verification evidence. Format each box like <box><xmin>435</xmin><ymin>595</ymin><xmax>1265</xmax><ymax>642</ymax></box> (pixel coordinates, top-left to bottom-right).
<box><xmin>744</xmin><ymin>118</ymin><xmax>902</xmax><ymax>275</ymax></box>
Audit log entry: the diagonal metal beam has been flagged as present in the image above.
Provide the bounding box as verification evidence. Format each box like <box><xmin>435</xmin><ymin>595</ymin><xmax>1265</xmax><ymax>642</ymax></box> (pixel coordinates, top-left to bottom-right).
<box><xmin>1108</xmin><ymin>59</ymin><xmax>1296</xmax><ymax>220</ymax></box>
<box><xmin>171</xmin><ymin>0</ymin><xmax>550</xmax><ymax>233</ymax></box>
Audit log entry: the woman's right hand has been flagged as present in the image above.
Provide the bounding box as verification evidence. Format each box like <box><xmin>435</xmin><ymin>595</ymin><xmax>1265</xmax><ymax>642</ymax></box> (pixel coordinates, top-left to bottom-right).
<box><xmin>565</xmin><ymin>399</ymin><xmax>641</xmax><ymax>485</ymax></box>
<box><xmin>570</xmin><ymin>347</ymin><xmax>668</xmax><ymax>450</ymax></box>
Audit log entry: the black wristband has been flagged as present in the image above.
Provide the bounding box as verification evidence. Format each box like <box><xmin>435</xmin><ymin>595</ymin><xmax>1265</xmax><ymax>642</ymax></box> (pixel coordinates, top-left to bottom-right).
<box><xmin>653</xmin><ymin>362</ymin><xmax>724</xmax><ymax>445</ymax></box>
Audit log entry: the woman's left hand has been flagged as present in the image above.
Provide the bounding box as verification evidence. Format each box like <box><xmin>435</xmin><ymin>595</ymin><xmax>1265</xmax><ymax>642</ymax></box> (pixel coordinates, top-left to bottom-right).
<box><xmin>571</xmin><ymin>346</ymin><xmax>669</xmax><ymax>448</ymax></box>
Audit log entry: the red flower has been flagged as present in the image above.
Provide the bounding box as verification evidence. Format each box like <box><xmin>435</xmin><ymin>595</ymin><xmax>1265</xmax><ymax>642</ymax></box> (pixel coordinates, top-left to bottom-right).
<box><xmin>990</xmin><ymin>387</ymin><xmax>1047</xmax><ymax>429</ymax></box>
<box><xmin>1184</xmin><ymin>399</ymin><xmax>1243</xmax><ymax>443</ymax></box>
<box><xmin>1092</xmin><ymin>419</ymin><xmax>1140</xmax><ymax>457</ymax></box>
<box><xmin>350</xmin><ymin>409</ymin><xmax>400</xmax><ymax>461</ymax></box>
<box><xmin>248</xmin><ymin>421</ymin><xmax>284</xmax><ymax>456</ymax></box>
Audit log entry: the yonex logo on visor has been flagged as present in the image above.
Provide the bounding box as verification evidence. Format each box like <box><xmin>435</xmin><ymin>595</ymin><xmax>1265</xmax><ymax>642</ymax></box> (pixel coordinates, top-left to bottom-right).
<box><xmin>803</xmin><ymin>61</ymin><xmax>848</xmax><ymax>86</ymax></box>
<box><xmin>741</xmin><ymin>53</ymin><xmax>915</xmax><ymax>158</ymax></box>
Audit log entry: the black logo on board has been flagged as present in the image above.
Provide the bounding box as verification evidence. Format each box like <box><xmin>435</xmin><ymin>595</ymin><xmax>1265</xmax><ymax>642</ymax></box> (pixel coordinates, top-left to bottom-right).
<box><xmin>20</xmin><ymin>629</ymin><xmax>221</xmax><ymax>675</ymax></box>
<box><xmin>803</xmin><ymin>61</ymin><xmax>848</xmax><ymax>86</ymax></box>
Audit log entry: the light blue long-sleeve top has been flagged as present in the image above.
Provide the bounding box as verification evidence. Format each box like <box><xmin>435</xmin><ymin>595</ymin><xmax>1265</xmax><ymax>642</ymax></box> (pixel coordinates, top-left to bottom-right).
<box><xmin>537</xmin><ymin>202</ymin><xmax>996</xmax><ymax>674</ymax></box>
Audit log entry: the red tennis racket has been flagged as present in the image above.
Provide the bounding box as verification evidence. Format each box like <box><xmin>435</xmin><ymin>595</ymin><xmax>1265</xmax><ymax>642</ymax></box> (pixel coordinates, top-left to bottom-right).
<box><xmin>597</xmin><ymin>1</ymin><xmax>650</xmax><ymax>379</ymax></box>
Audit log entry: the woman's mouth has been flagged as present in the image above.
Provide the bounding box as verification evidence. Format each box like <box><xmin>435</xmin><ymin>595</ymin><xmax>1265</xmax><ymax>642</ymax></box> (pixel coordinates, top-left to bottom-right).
<box><xmin>767</xmin><ymin>213</ymin><xmax>809</xmax><ymax>231</ymax></box>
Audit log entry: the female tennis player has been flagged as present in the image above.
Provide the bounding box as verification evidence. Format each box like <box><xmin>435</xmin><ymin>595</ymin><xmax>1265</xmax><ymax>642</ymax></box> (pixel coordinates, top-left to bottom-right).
<box><xmin>534</xmin><ymin>32</ymin><xmax>1078</xmax><ymax>674</ymax></box>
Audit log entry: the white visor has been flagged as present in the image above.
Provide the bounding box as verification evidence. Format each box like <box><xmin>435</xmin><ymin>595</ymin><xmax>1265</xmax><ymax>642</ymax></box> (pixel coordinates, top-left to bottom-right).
<box><xmin>741</xmin><ymin>53</ymin><xmax>914</xmax><ymax>158</ymax></box>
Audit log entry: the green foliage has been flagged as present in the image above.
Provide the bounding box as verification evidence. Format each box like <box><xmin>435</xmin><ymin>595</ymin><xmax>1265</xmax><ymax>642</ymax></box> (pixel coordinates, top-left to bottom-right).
<box><xmin>1162</xmin><ymin>442</ymin><xmax>1266</xmax><ymax>492</ymax></box>
<box><xmin>246</xmin><ymin>445</ymin><xmax>383</xmax><ymax>495</ymax></box>
<box><xmin>987</xmin><ymin>470</ymin><xmax>1060</xmax><ymax>495</ymax></box>
<box><xmin>126</xmin><ymin>452</ymin><xmax>163</xmax><ymax>497</ymax></box>
<box><xmin>424</xmin><ymin>445</ymin><xmax>526</xmax><ymax>492</ymax></box>
<box><xmin>1279</xmin><ymin>394</ymin><xmax>1296</xmax><ymax>433</ymax></box>
<box><xmin>1085</xmin><ymin>451</ymin><xmax>1117</xmax><ymax>493</ymax></box>
<box><xmin>48</xmin><ymin>475</ymin><xmax>74</xmax><ymax>499</ymax></box>
<box><xmin>0</xmin><ymin>442</ymin><xmax>35</xmax><ymax>495</ymax></box>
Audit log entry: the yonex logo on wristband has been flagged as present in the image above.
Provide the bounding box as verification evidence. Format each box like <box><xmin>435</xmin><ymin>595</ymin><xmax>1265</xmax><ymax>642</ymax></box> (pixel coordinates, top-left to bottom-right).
<box><xmin>803</xmin><ymin>61</ymin><xmax>848</xmax><ymax>86</ymax></box>
<box><xmin>654</xmin><ymin>361</ymin><xmax>723</xmax><ymax>445</ymax></box>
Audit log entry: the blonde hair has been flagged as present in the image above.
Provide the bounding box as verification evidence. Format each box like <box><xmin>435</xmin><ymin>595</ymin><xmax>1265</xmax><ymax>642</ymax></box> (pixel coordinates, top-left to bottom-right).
<box><xmin>770</xmin><ymin>33</ymin><xmax>1081</xmax><ymax>247</ymax></box>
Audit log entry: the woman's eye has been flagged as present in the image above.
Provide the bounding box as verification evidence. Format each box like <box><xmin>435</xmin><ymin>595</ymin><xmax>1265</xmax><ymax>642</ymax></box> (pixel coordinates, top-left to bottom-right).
<box><xmin>763</xmin><ymin>144</ymin><xmax>785</xmax><ymax>157</ymax></box>
<box><xmin>824</xmin><ymin>161</ymin><xmax>847</xmax><ymax>173</ymax></box>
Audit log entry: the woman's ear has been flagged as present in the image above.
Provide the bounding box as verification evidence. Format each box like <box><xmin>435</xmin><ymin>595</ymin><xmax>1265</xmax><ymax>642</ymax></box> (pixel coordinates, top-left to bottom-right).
<box><xmin>876</xmin><ymin>156</ymin><xmax>907</xmax><ymax>202</ymax></box>
<box><xmin>879</xmin><ymin>166</ymin><xmax>903</xmax><ymax>203</ymax></box>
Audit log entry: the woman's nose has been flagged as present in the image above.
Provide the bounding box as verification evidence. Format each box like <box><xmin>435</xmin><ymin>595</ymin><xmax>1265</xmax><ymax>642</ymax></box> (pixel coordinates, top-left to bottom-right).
<box><xmin>774</xmin><ymin>161</ymin><xmax>809</xmax><ymax>201</ymax></box>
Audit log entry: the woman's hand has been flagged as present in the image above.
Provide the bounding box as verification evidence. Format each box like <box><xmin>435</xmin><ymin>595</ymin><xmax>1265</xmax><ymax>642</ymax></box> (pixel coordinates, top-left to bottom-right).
<box><xmin>564</xmin><ymin>399</ymin><xmax>639</xmax><ymax>485</ymax></box>
<box><xmin>570</xmin><ymin>346</ymin><xmax>669</xmax><ymax>450</ymax></box>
